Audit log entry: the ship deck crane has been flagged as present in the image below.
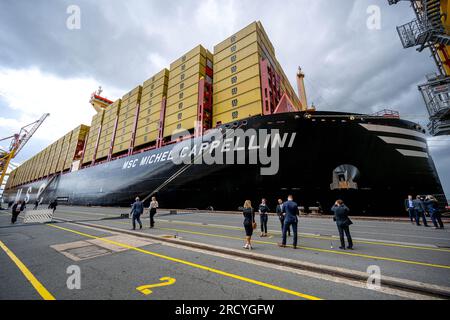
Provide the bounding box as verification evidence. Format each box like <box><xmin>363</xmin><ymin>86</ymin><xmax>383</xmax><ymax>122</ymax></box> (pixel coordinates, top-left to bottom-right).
<box><xmin>0</xmin><ymin>113</ymin><xmax>50</xmax><ymax>192</ymax></box>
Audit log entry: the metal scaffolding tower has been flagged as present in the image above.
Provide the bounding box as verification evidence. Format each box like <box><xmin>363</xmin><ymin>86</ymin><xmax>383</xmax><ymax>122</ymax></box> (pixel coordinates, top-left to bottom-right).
<box><xmin>389</xmin><ymin>0</ymin><xmax>450</xmax><ymax>136</ymax></box>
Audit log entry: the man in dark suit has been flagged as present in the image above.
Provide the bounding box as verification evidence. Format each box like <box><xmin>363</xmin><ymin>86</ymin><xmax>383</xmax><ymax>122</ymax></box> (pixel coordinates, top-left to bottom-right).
<box><xmin>11</xmin><ymin>201</ymin><xmax>21</xmax><ymax>224</ymax></box>
<box><xmin>331</xmin><ymin>200</ymin><xmax>353</xmax><ymax>250</ymax></box>
<box><xmin>130</xmin><ymin>197</ymin><xmax>144</xmax><ymax>230</ymax></box>
<box><xmin>278</xmin><ymin>195</ymin><xmax>299</xmax><ymax>249</ymax></box>
<box><xmin>404</xmin><ymin>195</ymin><xmax>416</xmax><ymax>224</ymax></box>
<box><xmin>413</xmin><ymin>196</ymin><xmax>429</xmax><ymax>227</ymax></box>
<box><xmin>276</xmin><ymin>198</ymin><xmax>290</xmax><ymax>236</ymax></box>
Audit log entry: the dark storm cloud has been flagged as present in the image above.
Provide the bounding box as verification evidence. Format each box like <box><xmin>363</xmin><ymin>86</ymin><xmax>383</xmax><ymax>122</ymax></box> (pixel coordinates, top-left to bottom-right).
<box><xmin>0</xmin><ymin>0</ymin><xmax>179</xmax><ymax>88</ymax></box>
<box><xmin>0</xmin><ymin>0</ymin><xmax>449</xmax><ymax>197</ymax></box>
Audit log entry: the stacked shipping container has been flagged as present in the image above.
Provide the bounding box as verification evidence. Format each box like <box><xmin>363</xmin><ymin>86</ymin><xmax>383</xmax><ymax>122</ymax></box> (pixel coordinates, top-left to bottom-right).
<box><xmin>8</xmin><ymin>125</ymin><xmax>89</xmax><ymax>188</ymax></box>
<box><xmin>96</xmin><ymin>99</ymin><xmax>121</xmax><ymax>160</ymax></box>
<box><xmin>112</xmin><ymin>86</ymin><xmax>142</xmax><ymax>155</ymax></box>
<box><xmin>65</xmin><ymin>125</ymin><xmax>89</xmax><ymax>169</ymax></box>
<box><xmin>82</xmin><ymin>111</ymin><xmax>104</xmax><ymax>164</ymax></box>
<box><xmin>213</xmin><ymin>21</ymin><xmax>301</xmax><ymax>126</ymax></box>
<box><xmin>164</xmin><ymin>45</ymin><xmax>213</xmax><ymax>138</ymax></box>
<box><xmin>135</xmin><ymin>69</ymin><xmax>169</xmax><ymax>148</ymax></box>
<box><xmin>7</xmin><ymin>21</ymin><xmax>305</xmax><ymax>189</ymax></box>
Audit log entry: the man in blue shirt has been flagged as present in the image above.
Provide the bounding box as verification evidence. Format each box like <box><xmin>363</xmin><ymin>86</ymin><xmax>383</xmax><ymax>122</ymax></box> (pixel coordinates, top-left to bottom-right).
<box><xmin>278</xmin><ymin>195</ymin><xmax>299</xmax><ymax>249</ymax></box>
<box><xmin>130</xmin><ymin>197</ymin><xmax>144</xmax><ymax>230</ymax></box>
<box><xmin>404</xmin><ymin>195</ymin><xmax>416</xmax><ymax>224</ymax></box>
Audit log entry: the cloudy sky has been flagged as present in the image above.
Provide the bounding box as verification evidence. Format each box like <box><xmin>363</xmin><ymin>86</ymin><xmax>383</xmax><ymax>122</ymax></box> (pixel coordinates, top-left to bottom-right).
<box><xmin>0</xmin><ymin>0</ymin><xmax>449</xmax><ymax>198</ymax></box>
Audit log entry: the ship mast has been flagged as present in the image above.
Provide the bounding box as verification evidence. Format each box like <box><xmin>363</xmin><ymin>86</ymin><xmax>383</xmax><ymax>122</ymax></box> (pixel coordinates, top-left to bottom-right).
<box><xmin>296</xmin><ymin>67</ymin><xmax>309</xmax><ymax>110</ymax></box>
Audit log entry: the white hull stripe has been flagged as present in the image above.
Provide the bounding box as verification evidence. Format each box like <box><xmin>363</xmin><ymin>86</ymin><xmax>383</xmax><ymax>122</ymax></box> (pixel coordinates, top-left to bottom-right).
<box><xmin>359</xmin><ymin>124</ymin><xmax>426</xmax><ymax>139</ymax></box>
<box><xmin>379</xmin><ymin>136</ymin><xmax>427</xmax><ymax>149</ymax></box>
<box><xmin>396</xmin><ymin>149</ymin><xmax>429</xmax><ymax>158</ymax></box>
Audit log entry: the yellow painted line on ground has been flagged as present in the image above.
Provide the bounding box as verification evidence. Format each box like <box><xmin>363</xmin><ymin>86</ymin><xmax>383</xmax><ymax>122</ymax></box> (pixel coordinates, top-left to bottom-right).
<box><xmin>155</xmin><ymin>219</ymin><xmax>450</xmax><ymax>253</ymax></box>
<box><xmin>154</xmin><ymin>226</ymin><xmax>450</xmax><ymax>270</ymax></box>
<box><xmin>47</xmin><ymin>224</ymin><xmax>322</xmax><ymax>300</ymax></box>
<box><xmin>0</xmin><ymin>240</ymin><xmax>55</xmax><ymax>300</ymax></box>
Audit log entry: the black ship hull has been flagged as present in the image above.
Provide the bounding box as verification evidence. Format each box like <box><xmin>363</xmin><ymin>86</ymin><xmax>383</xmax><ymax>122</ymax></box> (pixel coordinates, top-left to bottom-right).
<box><xmin>2</xmin><ymin>111</ymin><xmax>446</xmax><ymax>216</ymax></box>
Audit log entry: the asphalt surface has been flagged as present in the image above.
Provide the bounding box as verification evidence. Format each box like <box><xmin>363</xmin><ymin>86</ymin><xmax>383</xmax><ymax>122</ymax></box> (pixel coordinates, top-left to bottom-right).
<box><xmin>0</xmin><ymin>205</ymin><xmax>449</xmax><ymax>300</ymax></box>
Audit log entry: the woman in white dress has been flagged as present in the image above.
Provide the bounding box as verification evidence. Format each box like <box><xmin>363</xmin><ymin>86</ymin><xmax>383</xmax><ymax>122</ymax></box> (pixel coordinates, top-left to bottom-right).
<box><xmin>149</xmin><ymin>197</ymin><xmax>159</xmax><ymax>228</ymax></box>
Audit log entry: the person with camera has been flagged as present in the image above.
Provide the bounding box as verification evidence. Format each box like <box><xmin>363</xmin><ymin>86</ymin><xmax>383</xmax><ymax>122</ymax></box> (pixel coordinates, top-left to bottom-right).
<box><xmin>425</xmin><ymin>195</ymin><xmax>444</xmax><ymax>229</ymax></box>
<box><xmin>331</xmin><ymin>199</ymin><xmax>353</xmax><ymax>250</ymax></box>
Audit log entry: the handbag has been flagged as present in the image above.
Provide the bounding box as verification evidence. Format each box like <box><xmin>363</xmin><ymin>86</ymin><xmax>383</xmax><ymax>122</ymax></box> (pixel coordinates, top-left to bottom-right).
<box><xmin>252</xmin><ymin>221</ymin><xmax>257</xmax><ymax>230</ymax></box>
<box><xmin>345</xmin><ymin>218</ymin><xmax>353</xmax><ymax>226</ymax></box>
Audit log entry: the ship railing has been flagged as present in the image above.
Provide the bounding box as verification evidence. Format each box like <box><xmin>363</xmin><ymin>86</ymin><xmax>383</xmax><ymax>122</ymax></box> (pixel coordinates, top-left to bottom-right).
<box><xmin>419</xmin><ymin>77</ymin><xmax>450</xmax><ymax>117</ymax></box>
<box><xmin>396</xmin><ymin>17</ymin><xmax>431</xmax><ymax>49</ymax></box>
<box><xmin>371</xmin><ymin>109</ymin><xmax>400</xmax><ymax>118</ymax></box>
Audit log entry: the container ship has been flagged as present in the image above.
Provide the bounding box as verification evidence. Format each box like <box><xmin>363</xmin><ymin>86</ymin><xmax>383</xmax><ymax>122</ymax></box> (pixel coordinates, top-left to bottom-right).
<box><xmin>2</xmin><ymin>21</ymin><xmax>447</xmax><ymax>215</ymax></box>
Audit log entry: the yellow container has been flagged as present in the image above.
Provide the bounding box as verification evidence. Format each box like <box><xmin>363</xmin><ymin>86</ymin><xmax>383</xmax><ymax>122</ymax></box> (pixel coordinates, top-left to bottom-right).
<box><xmin>140</xmin><ymin>100</ymin><xmax>164</xmax><ymax>115</ymax></box>
<box><xmin>170</xmin><ymin>55</ymin><xmax>206</xmax><ymax>81</ymax></box>
<box><xmin>214</xmin><ymin>21</ymin><xmax>274</xmax><ymax>56</ymax></box>
<box><xmin>165</xmin><ymin>96</ymin><xmax>198</xmax><ymax>116</ymax></box>
<box><xmin>214</xmin><ymin>73</ymin><xmax>261</xmax><ymax>99</ymax></box>
<box><xmin>165</xmin><ymin>105</ymin><xmax>198</xmax><ymax>126</ymax></box>
<box><xmin>213</xmin><ymin>87</ymin><xmax>262</xmax><ymax>115</ymax></box>
<box><xmin>143</xmin><ymin>69</ymin><xmax>170</xmax><ymax>88</ymax></box>
<box><xmin>96</xmin><ymin>149</ymin><xmax>108</xmax><ymax>159</ymax></box>
<box><xmin>141</xmin><ymin>92</ymin><xmax>165</xmax><ymax>105</ymax></box>
<box><xmin>122</xmin><ymin>85</ymin><xmax>142</xmax><ymax>100</ymax></box>
<box><xmin>214</xmin><ymin>52</ymin><xmax>259</xmax><ymax>83</ymax></box>
<box><xmin>214</xmin><ymin>42</ymin><xmax>260</xmax><ymax>73</ymax></box>
<box><xmin>138</xmin><ymin>102</ymin><xmax>163</xmax><ymax>118</ymax></box>
<box><xmin>214</xmin><ymin>65</ymin><xmax>260</xmax><ymax>94</ymax></box>
<box><xmin>163</xmin><ymin>116</ymin><xmax>197</xmax><ymax>138</ymax></box>
<box><xmin>214</xmin><ymin>76</ymin><xmax>261</xmax><ymax>104</ymax></box>
<box><xmin>112</xmin><ymin>142</ymin><xmax>129</xmax><ymax>154</ymax></box>
<box><xmin>167</xmin><ymin>73</ymin><xmax>203</xmax><ymax>96</ymax></box>
<box><xmin>256</xmin><ymin>23</ymin><xmax>276</xmax><ymax>57</ymax></box>
<box><xmin>135</xmin><ymin>122</ymin><xmax>159</xmax><ymax>137</ymax></box>
<box><xmin>170</xmin><ymin>45</ymin><xmax>207</xmax><ymax>71</ymax></box>
<box><xmin>141</xmin><ymin>85</ymin><xmax>167</xmax><ymax>101</ymax></box>
<box><xmin>134</xmin><ymin>131</ymin><xmax>159</xmax><ymax>147</ymax></box>
<box><xmin>166</xmin><ymin>83</ymin><xmax>199</xmax><ymax>106</ymax></box>
<box><xmin>213</xmin><ymin>100</ymin><xmax>262</xmax><ymax>126</ymax></box>
<box><xmin>137</xmin><ymin>112</ymin><xmax>161</xmax><ymax>127</ymax></box>
<box><xmin>115</xmin><ymin>126</ymin><xmax>133</xmax><ymax>138</ymax></box>
<box><xmin>214</xmin><ymin>22</ymin><xmax>258</xmax><ymax>54</ymax></box>
<box><xmin>214</xmin><ymin>32</ymin><xmax>258</xmax><ymax>64</ymax></box>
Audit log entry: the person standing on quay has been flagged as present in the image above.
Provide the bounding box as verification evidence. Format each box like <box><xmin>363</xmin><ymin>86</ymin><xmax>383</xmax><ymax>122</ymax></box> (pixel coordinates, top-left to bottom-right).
<box><xmin>425</xmin><ymin>195</ymin><xmax>444</xmax><ymax>229</ymax></box>
<box><xmin>131</xmin><ymin>197</ymin><xmax>144</xmax><ymax>230</ymax></box>
<box><xmin>413</xmin><ymin>196</ymin><xmax>429</xmax><ymax>227</ymax></box>
<box><xmin>149</xmin><ymin>196</ymin><xmax>159</xmax><ymax>229</ymax></box>
<box><xmin>241</xmin><ymin>200</ymin><xmax>255</xmax><ymax>250</ymax></box>
<box><xmin>33</xmin><ymin>199</ymin><xmax>39</xmax><ymax>210</ymax></box>
<box><xmin>404</xmin><ymin>195</ymin><xmax>416</xmax><ymax>224</ymax></box>
<box><xmin>258</xmin><ymin>198</ymin><xmax>270</xmax><ymax>237</ymax></box>
<box><xmin>331</xmin><ymin>200</ymin><xmax>353</xmax><ymax>250</ymax></box>
<box><xmin>276</xmin><ymin>198</ymin><xmax>290</xmax><ymax>236</ymax></box>
<box><xmin>48</xmin><ymin>199</ymin><xmax>58</xmax><ymax>213</ymax></box>
<box><xmin>20</xmin><ymin>200</ymin><xmax>26</xmax><ymax>213</ymax></box>
<box><xmin>278</xmin><ymin>195</ymin><xmax>299</xmax><ymax>249</ymax></box>
<box><xmin>11</xmin><ymin>201</ymin><xmax>21</xmax><ymax>224</ymax></box>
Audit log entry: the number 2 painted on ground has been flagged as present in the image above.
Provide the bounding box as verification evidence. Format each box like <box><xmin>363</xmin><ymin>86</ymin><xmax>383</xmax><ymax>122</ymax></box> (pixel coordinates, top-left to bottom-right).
<box><xmin>136</xmin><ymin>277</ymin><xmax>176</xmax><ymax>295</ymax></box>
